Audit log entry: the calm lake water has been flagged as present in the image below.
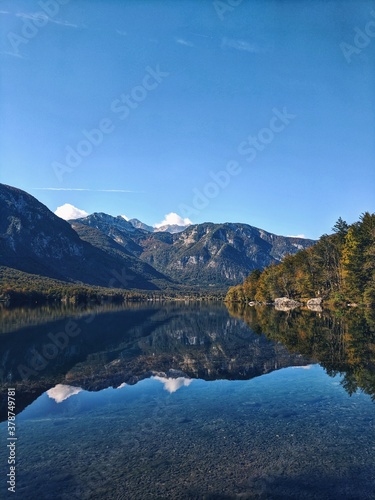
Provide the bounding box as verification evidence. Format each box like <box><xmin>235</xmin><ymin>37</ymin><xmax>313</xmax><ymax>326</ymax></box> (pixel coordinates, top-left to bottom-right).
<box><xmin>0</xmin><ymin>302</ymin><xmax>374</xmax><ymax>499</ymax></box>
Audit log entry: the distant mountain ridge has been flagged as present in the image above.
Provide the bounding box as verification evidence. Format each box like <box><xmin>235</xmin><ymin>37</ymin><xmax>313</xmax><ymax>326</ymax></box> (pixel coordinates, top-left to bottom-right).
<box><xmin>0</xmin><ymin>184</ymin><xmax>171</xmax><ymax>290</ymax></box>
<box><xmin>73</xmin><ymin>213</ymin><xmax>315</xmax><ymax>287</ymax></box>
<box><xmin>137</xmin><ymin>222</ymin><xmax>314</xmax><ymax>286</ymax></box>
<box><xmin>127</xmin><ymin>217</ymin><xmax>189</xmax><ymax>234</ymax></box>
<box><xmin>128</xmin><ymin>218</ymin><xmax>154</xmax><ymax>232</ymax></box>
<box><xmin>0</xmin><ymin>183</ymin><xmax>315</xmax><ymax>290</ymax></box>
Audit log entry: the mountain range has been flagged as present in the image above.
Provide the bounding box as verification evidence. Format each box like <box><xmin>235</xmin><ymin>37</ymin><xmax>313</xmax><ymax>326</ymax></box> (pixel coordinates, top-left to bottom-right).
<box><xmin>0</xmin><ymin>183</ymin><xmax>315</xmax><ymax>291</ymax></box>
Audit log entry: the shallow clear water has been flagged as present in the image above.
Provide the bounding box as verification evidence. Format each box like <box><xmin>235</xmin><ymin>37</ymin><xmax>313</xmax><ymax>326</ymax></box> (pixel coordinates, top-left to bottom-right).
<box><xmin>0</xmin><ymin>303</ymin><xmax>374</xmax><ymax>499</ymax></box>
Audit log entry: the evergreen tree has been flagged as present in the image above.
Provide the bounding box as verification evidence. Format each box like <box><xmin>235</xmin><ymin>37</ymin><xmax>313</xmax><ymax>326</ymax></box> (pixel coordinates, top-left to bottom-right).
<box><xmin>226</xmin><ymin>213</ymin><xmax>375</xmax><ymax>306</ymax></box>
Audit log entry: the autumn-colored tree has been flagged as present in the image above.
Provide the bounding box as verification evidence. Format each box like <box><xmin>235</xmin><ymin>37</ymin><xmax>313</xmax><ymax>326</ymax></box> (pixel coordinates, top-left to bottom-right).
<box><xmin>226</xmin><ymin>214</ymin><xmax>375</xmax><ymax>306</ymax></box>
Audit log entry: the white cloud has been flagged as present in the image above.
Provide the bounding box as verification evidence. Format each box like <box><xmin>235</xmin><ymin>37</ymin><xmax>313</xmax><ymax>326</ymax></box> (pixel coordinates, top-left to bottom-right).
<box><xmin>154</xmin><ymin>212</ymin><xmax>192</xmax><ymax>228</ymax></box>
<box><xmin>47</xmin><ymin>384</ymin><xmax>82</xmax><ymax>403</ymax></box>
<box><xmin>55</xmin><ymin>203</ymin><xmax>89</xmax><ymax>220</ymax></box>
<box><xmin>153</xmin><ymin>376</ymin><xmax>192</xmax><ymax>394</ymax></box>
<box><xmin>121</xmin><ymin>214</ymin><xmax>129</xmax><ymax>221</ymax></box>
<box><xmin>290</xmin><ymin>365</ymin><xmax>313</xmax><ymax>370</ymax></box>
<box><xmin>176</xmin><ymin>38</ymin><xmax>194</xmax><ymax>47</ymax></box>
<box><xmin>221</xmin><ymin>37</ymin><xmax>260</xmax><ymax>53</ymax></box>
<box><xmin>116</xmin><ymin>382</ymin><xmax>127</xmax><ymax>389</ymax></box>
<box><xmin>287</xmin><ymin>234</ymin><xmax>306</xmax><ymax>239</ymax></box>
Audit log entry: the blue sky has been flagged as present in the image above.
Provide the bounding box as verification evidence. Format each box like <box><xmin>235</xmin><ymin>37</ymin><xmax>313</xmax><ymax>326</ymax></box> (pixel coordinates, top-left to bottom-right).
<box><xmin>1</xmin><ymin>0</ymin><xmax>374</xmax><ymax>239</ymax></box>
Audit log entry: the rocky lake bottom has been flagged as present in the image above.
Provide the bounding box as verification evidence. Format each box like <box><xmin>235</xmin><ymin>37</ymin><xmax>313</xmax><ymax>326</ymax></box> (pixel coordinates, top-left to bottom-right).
<box><xmin>0</xmin><ymin>303</ymin><xmax>374</xmax><ymax>499</ymax></box>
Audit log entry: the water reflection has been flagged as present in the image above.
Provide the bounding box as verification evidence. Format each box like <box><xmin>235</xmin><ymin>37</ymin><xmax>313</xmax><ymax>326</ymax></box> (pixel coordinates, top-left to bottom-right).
<box><xmin>0</xmin><ymin>303</ymin><xmax>374</xmax><ymax>498</ymax></box>
<box><xmin>153</xmin><ymin>376</ymin><xmax>193</xmax><ymax>393</ymax></box>
<box><xmin>0</xmin><ymin>301</ymin><xmax>124</xmax><ymax>334</ymax></box>
<box><xmin>46</xmin><ymin>384</ymin><xmax>83</xmax><ymax>403</ymax></box>
<box><xmin>2</xmin><ymin>366</ymin><xmax>373</xmax><ymax>500</ymax></box>
<box><xmin>1</xmin><ymin>301</ymin><xmax>374</xmax><ymax>423</ymax></box>
<box><xmin>0</xmin><ymin>302</ymin><xmax>310</xmax><ymax>418</ymax></box>
<box><xmin>226</xmin><ymin>303</ymin><xmax>375</xmax><ymax>400</ymax></box>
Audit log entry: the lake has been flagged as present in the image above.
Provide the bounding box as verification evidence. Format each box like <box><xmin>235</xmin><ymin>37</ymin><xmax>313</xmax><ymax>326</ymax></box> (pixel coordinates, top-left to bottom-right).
<box><xmin>0</xmin><ymin>302</ymin><xmax>374</xmax><ymax>499</ymax></box>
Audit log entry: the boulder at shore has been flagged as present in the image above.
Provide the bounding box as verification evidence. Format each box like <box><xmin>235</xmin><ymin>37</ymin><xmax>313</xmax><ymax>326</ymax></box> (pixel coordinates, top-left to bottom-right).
<box><xmin>274</xmin><ymin>297</ymin><xmax>301</xmax><ymax>311</ymax></box>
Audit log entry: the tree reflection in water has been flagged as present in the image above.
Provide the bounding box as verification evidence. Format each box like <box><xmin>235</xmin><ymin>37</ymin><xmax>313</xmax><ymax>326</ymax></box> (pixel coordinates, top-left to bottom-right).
<box><xmin>226</xmin><ymin>303</ymin><xmax>375</xmax><ymax>400</ymax></box>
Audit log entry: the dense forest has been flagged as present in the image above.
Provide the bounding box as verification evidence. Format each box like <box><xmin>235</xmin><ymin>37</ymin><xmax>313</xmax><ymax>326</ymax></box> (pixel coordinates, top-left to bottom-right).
<box><xmin>225</xmin><ymin>213</ymin><xmax>375</xmax><ymax>307</ymax></box>
<box><xmin>0</xmin><ymin>267</ymin><xmax>149</xmax><ymax>305</ymax></box>
<box><xmin>0</xmin><ymin>267</ymin><xmax>224</xmax><ymax>305</ymax></box>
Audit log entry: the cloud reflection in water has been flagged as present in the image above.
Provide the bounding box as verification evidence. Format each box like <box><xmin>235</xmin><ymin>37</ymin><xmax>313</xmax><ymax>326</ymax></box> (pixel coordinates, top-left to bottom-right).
<box><xmin>153</xmin><ymin>376</ymin><xmax>193</xmax><ymax>394</ymax></box>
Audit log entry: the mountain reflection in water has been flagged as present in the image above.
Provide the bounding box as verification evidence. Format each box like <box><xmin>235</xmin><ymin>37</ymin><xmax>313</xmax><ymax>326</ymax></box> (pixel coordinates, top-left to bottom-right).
<box><xmin>1</xmin><ymin>301</ymin><xmax>374</xmax><ymax>419</ymax></box>
<box><xmin>1</xmin><ymin>302</ymin><xmax>311</xmax><ymax>416</ymax></box>
<box><xmin>0</xmin><ymin>302</ymin><xmax>374</xmax><ymax>499</ymax></box>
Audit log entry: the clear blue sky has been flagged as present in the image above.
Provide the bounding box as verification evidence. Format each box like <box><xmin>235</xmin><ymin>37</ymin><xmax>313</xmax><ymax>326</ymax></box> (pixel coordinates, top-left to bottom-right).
<box><xmin>1</xmin><ymin>0</ymin><xmax>374</xmax><ymax>239</ymax></box>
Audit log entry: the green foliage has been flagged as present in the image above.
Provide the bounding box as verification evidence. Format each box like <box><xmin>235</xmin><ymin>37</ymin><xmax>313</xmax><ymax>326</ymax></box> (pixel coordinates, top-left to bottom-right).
<box><xmin>243</xmin><ymin>269</ymin><xmax>261</xmax><ymax>300</ymax></box>
<box><xmin>226</xmin><ymin>213</ymin><xmax>375</xmax><ymax>306</ymax></box>
<box><xmin>226</xmin><ymin>304</ymin><xmax>375</xmax><ymax>399</ymax></box>
<box><xmin>332</xmin><ymin>216</ymin><xmax>349</xmax><ymax>240</ymax></box>
<box><xmin>0</xmin><ymin>266</ymin><xmax>225</xmax><ymax>306</ymax></box>
<box><xmin>0</xmin><ymin>266</ymin><xmax>148</xmax><ymax>305</ymax></box>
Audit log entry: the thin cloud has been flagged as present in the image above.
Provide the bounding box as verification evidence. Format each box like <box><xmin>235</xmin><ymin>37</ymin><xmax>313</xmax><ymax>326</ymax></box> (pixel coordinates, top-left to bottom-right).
<box><xmin>0</xmin><ymin>10</ymin><xmax>11</xmax><ymax>14</ymax></box>
<box><xmin>16</xmin><ymin>12</ymin><xmax>46</xmax><ymax>20</ymax></box>
<box><xmin>116</xmin><ymin>29</ymin><xmax>127</xmax><ymax>36</ymax></box>
<box><xmin>221</xmin><ymin>37</ymin><xmax>260</xmax><ymax>53</ymax></box>
<box><xmin>287</xmin><ymin>234</ymin><xmax>306</xmax><ymax>239</ymax></box>
<box><xmin>50</xmin><ymin>19</ymin><xmax>79</xmax><ymax>28</ymax></box>
<box><xmin>34</xmin><ymin>188</ymin><xmax>89</xmax><ymax>191</ymax></box>
<box><xmin>190</xmin><ymin>32</ymin><xmax>213</xmax><ymax>39</ymax></box>
<box><xmin>0</xmin><ymin>51</ymin><xmax>25</xmax><ymax>59</ymax></box>
<box><xmin>176</xmin><ymin>38</ymin><xmax>195</xmax><ymax>47</ymax></box>
<box><xmin>16</xmin><ymin>12</ymin><xmax>79</xmax><ymax>28</ymax></box>
<box><xmin>32</xmin><ymin>188</ymin><xmax>144</xmax><ymax>193</ymax></box>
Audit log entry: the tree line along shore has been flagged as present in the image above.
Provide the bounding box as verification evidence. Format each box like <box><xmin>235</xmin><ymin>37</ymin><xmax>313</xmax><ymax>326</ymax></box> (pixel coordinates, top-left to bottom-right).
<box><xmin>225</xmin><ymin>213</ymin><xmax>375</xmax><ymax>308</ymax></box>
